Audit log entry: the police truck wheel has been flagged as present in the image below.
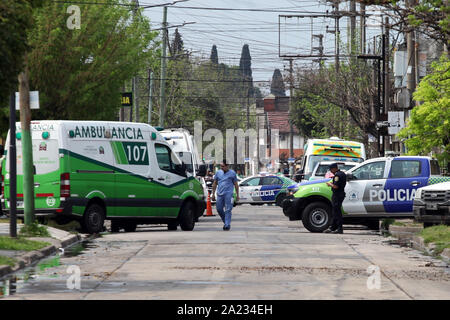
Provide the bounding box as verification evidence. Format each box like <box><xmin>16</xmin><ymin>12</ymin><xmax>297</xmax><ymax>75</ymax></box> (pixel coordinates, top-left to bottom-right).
<box><xmin>366</xmin><ymin>219</ymin><xmax>380</xmax><ymax>230</ymax></box>
<box><xmin>179</xmin><ymin>201</ymin><xmax>195</xmax><ymax>231</ymax></box>
<box><xmin>276</xmin><ymin>193</ymin><xmax>287</xmax><ymax>207</ymax></box>
<box><xmin>301</xmin><ymin>202</ymin><xmax>331</xmax><ymax>233</ymax></box>
<box><xmin>83</xmin><ymin>203</ymin><xmax>105</xmax><ymax>234</ymax></box>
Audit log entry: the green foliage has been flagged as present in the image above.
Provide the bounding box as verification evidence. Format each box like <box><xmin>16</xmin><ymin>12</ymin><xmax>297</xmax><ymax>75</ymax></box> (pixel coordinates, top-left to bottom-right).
<box><xmin>19</xmin><ymin>221</ymin><xmax>50</xmax><ymax>237</ymax></box>
<box><xmin>398</xmin><ymin>55</ymin><xmax>450</xmax><ymax>166</ymax></box>
<box><xmin>0</xmin><ymin>255</ymin><xmax>16</xmax><ymax>267</ymax></box>
<box><xmin>0</xmin><ymin>236</ymin><xmax>50</xmax><ymax>251</ymax></box>
<box><xmin>210</xmin><ymin>45</ymin><xmax>218</xmax><ymax>64</ymax></box>
<box><xmin>27</xmin><ymin>1</ymin><xmax>158</xmax><ymax>121</ymax></box>
<box><xmin>0</xmin><ymin>0</ymin><xmax>43</xmax><ymax>135</ymax></box>
<box><xmin>420</xmin><ymin>224</ymin><xmax>450</xmax><ymax>255</ymax></box>
<box><xmin>270</xmin><ymin>69</ymin><xmax>286</xmax><ymax>97</ymax></box>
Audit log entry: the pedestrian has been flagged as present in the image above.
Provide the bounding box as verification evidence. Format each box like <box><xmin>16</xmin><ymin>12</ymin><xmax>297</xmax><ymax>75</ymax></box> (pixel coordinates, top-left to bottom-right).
<box><xmin>211</xmin><ymin>160</ymin><xmax>239</xmax><ymax>231</ymax></box>
<box><xmin>324</xmin><ymin>163</ymin><xmax>347</xmax><ymax>234</ymax></box>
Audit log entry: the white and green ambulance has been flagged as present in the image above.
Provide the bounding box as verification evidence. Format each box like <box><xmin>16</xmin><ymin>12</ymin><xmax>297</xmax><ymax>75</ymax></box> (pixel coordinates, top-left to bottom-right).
<box><xmin>1</xmin><ymin>121</ymin><xmax>207</xmax><ymax>234</ymax></box>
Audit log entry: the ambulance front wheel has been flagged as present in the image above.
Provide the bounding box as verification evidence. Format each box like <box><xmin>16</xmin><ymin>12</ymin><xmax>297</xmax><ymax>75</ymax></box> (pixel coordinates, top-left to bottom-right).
<box><xmin>179</xmin><ymin>201</ymin><xmax>195</xmax><ymax>231</ymax></box>
<box><xmin>82</xmin><ymin>203</ymin><xmax>105</xmax><ymax>234</ymax></box>
<box><xmin>301</xmin><ymin>202</ymin><xmax>331</xmax><ymax>233</ymax></box>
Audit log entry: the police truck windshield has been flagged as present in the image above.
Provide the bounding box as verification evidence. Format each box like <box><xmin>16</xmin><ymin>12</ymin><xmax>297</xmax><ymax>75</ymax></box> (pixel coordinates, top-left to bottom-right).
<box><xmin>307</xmin><ymin>155</ymin><xmax>363</xmax><ymax>176</ymax></box>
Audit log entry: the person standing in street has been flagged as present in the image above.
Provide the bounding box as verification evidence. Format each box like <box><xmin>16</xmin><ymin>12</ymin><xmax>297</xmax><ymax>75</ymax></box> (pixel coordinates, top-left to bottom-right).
<box><xmin>324</xmin><ymin>163</ymin><xmax>347</xmax><ymax>234</ymax></box>
<box><xmin>211</xmin><ymin>160</ymin><xmax>239</xmax><ymax>231</ymax></box>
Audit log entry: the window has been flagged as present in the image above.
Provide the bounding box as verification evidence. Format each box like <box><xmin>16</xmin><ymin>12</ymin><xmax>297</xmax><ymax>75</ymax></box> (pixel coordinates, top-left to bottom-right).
<box><xmin>155</xmin><ymin>144</ymin><xmax>177</xmax><ymax>172</ymax></box>
<box><xmin>390</xmin><ymin>160</ymin><xmax>421</xmax><ymax>178</ymax></box>
<box><xmin>262</xmin><ymin>177</ymin><xmax>282</xmax><ymax>186</ymax></box>
<box><xmin>241</xmin><ymin>177</ymin><xmax>261</xmax><ymax>186</ymax></box>
<box><xmin>352</xmin><ymin>161</ymin><xmax>386</xmax><ymax>180</ymax></box>
<box><xmin>430</xmin><ymin>160</ymin><xmax>441</xmax><ymax>175</ymax></box>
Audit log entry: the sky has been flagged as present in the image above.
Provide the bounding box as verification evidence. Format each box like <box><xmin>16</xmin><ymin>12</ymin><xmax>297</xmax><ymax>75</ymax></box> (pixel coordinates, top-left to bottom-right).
<box><xmin>140</xmin><ymin>0</ymin><xmax>386</xmax><ymax>93</ymax></box>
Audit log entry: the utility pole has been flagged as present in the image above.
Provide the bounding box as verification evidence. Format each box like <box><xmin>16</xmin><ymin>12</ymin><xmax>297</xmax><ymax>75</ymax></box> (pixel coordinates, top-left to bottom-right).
<box><xmin>384</xmin><ymin>17</ymin><xmax>391</xmax><ymax>153</ymax></box>
<box><xmin>9</xmin><ymin>93</ymin><xmax>17</xmax><ymax>237</ymax></box>
<box><xmin>18</xmin><ymin>65</ymin><xmax>34</xmax><ymax>226</ymax></box>
<box><xmin>159</xmin><ymin>6</ymin><xmax>168</xmax><ymax>128</ymax></box>
<box><xmin>148</xmin><ymin>69</ymin><xmax>154</xmax><ymax>125</ymax></box>
<box><xmin>133</xmin><ymin>0</ymin><xmax>140</xmax><ymax>123</ymax></box>
<box><xmin>350</xmin><ymin>0</ymin><xmax>356</xmax><ymax>55</ymax></box>
<box><xmin>360</xmin><ymin>3</ymin><xmax>366</xmax><ymax>54</ymax></box>
<box><xmin>288</xmin><ymin>59</ymin><xmax>294</xmax><ymax>175</ymax></box>
<box><xmin>333</xmin><ymin>0</ymin><xmax>340</xmax><ymax>73</ymax></box>
<box><xmin>406</xmin><ymin>0</ymin><xmax>416</xmax><ymax>107</ymax></box>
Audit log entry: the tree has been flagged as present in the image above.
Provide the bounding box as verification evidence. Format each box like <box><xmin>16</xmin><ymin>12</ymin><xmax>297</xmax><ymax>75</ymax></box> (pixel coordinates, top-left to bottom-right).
<box><xmin>239</xmin><ymin>44</ymin><xmax>253</xmax><ymax>97</ymax></box>
<box><xmin>210</xmin><ymin>45</ymin><xmax>218</xmax><ymax>64</ymax></box>
<box><xmin>383</xmin><ymin>0</ymin><xmax>450</xmax><ymax>50</ymax></box>
<box><xmin>0</xmin><ymin>0</ymin><xmax>43</xmax><ymax>134</ymax></box>
<box><xmin>27</xmin><ymin>2</ymin><xmax>158</xmax><ymax>121</ymax></box>
<box><xmin>270</xmin><ymin>69</ymin><xmax>286</xmax><ymax>97</ymax></box>
<box><xmin>398</xmin><ymin>55</ymin><xmax>450</xmax><ymax>166</ymax></box>
<box><xmin>170</xmin><ymin>28</ymin><xmax>184</xmax><ymax>56</ymax></box>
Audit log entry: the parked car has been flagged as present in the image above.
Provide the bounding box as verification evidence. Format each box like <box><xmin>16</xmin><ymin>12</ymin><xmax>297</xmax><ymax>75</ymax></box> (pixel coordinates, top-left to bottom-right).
<box><xmin>413</xmin><ymin>181</ymin><xmax>450</xmax><ymax>227</ymax></box>
<box><xmin>282</xmin><ymin>156</ymin><xmax>450</xmax><ymax>232</ymax></box>
<box><xmin>239</xmin><ymin>175</ymin><xmax>297</xmax><ymax>206</ymax></box>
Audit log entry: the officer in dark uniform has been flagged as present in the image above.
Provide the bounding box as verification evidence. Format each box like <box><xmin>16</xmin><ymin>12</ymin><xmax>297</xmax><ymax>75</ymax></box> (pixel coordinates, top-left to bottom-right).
<box><xmin>324</xmin><ymin>163</ymin><xmax>347</xmax><ymax>234</ymax></box>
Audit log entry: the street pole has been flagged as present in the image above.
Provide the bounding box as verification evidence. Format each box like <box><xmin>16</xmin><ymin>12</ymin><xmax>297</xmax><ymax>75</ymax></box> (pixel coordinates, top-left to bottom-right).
<box><xmin>288</xmin><ymin>59</ymin><xmax>294</xmax><ymax>175</ymax></box>
<box><xmin>148</xmin><ymin>70</ymin><xmax>153</xmax><ymax>125</ymax></box>
<box><xmin>360</xmin><ymin>3</ymin><xmax>366</xmax><ymax>54</ymax></box>
<box><xmin>384</xmin><ymin>18</ymin><xmax>391</xmax><ymax>153</ymax></box>
<box><xmin>134</xmin><ymin>74</ymin><xmax>139</xmax><ymax>123</ymax></box>
<box><xmin>9</xmin><ymin>93</ymin><xmax>17</xmax><ymax>238</ymax></box>
<box><xmin>159</xmin><ymin>6</ymin><xmax>168</xmax><ymax>128</ymax></box>
<box><xmin>18</xmin><ymin>67</ymin><xmax>34</xmax><ymax>226</ymax></box>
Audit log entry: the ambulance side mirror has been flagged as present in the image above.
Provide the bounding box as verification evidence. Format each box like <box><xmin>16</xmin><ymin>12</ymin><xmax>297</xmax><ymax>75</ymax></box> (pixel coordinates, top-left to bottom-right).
<box><xmin>346</xmin><ymin>172</ymin><xmax>354</xmax><ymax>180</ymax></box>
<box><xmin>197</xmin><ymin>164</ymin><xmax>207</xmax><ymax>177</ymax></box>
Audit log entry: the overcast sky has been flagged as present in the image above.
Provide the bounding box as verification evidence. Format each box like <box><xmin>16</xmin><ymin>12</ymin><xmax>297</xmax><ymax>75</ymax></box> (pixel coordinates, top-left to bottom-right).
<box><xmin>141</xmin><ymin>0</ymin><xmax>385</xmax><ymax>92</ymax></box>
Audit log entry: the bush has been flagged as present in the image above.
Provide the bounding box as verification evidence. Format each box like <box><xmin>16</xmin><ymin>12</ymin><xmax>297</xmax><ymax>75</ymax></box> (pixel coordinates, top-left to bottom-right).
<box><xmin>19</xmin><ymin>221</ymin><xmax>51</xmax><ymax>237</ymax></box>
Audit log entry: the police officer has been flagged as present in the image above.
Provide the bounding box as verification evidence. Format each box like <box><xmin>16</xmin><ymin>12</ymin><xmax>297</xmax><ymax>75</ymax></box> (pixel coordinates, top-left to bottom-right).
<box><xmin>324</xmin><ymin>163</ymin><xmax>346</xmax><ymax>234</ymax></box>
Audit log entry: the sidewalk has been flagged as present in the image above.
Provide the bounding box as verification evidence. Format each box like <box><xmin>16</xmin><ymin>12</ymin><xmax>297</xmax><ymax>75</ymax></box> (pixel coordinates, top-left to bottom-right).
<box><xmin>0</xmin><ymin>222</ymin><xmax>83</xmax><ymax>278</ymax></box>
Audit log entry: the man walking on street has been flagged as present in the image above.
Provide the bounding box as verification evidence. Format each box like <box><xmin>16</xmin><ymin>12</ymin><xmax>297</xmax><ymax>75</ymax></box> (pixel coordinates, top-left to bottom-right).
<box><xmin>324</xmin><ymin>163</ymin><xmax>347</xmax><ymax>234</ymax></box>
<box><xmin>212</xmin><ymin>160</ymin><xmax>239</xmax><ymax>231</ymax></box>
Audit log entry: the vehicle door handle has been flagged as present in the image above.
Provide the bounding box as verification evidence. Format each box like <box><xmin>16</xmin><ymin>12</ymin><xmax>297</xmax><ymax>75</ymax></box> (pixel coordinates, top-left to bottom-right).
<box><xmin>158</xmin><ymin>177</ymin><xmax>165</xmax><ymax>181</ymax></box>
<box><xmin>148</xmin><ymin>177</ymin><xmax>154</xmax><ymax>181</ymax></box>
<box><xmin>372</xmin><ymin>184</ymin><xmax>383</xmax><ymax>187</ymax></box>
<box><xmin>34</xmin><ymin>183</ymin><xmax>40</xmax><ymax>187</ymax></box>
<box><xmin>410</xmin><ymin>181</ymin><xmax>421</xmax><ymax>186</ymax></box>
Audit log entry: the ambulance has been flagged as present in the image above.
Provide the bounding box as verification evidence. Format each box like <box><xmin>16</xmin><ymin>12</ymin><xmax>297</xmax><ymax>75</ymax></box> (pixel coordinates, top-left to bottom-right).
<box><xmin>1</xmin><ymin>121</ymin><xmax>207</xmax><ymax>234</ymax></box>
<box><xmin>296</xmin><ymin>137</ymin><xmax>365</xmax><ymax>182</ymax></box>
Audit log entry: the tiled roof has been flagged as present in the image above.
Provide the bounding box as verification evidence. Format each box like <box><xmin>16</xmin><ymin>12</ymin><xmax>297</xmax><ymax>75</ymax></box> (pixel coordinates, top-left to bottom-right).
<box><xmin>267</xmin><ymin>111</ymin><xmax>299</xmax><ymax>134</ymax></box>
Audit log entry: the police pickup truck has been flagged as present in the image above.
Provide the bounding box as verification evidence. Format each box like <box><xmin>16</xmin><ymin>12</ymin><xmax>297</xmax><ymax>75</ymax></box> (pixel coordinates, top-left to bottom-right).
<box><xmin>282</xmin><ymin>156</ymin><xmax>450</xmax><ymax>232</ymax></box>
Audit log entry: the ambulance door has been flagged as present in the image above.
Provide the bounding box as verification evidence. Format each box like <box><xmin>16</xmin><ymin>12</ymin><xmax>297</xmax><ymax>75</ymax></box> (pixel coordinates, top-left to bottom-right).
<box><xmin>384</xmin><ymin>159</ymin><xmax>429</xmax><ymax>213</ymax></box>
<box><xmin>153</xmin><ymin>142</ymin><xmax>186</xmax><ymax>217</ymax></box>
<box><xmin>343</xmin><ymin>160</ymin><xmax>387</xmax><ymax>214</ymax></box>
<box><xmin>111</xmin><ymin>131</ymin><xmax>155</xmax><ymax>217</ymax></box>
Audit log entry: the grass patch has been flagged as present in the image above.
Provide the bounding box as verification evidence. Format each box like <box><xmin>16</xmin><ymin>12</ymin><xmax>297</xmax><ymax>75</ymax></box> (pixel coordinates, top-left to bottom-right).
<box><xmin>392</xmin><ymin>221</ymin><xmax>407</xmax><ymax>226</ymax></box>
<box><xmin>0</xmin><ymin>219</ymin><xmax>10</xmax><ymax>223</ymax></box>
<box><xmin>0</xmin><ymin>236</ymin><xmax>50</xmax><ymax>251</ymax></box>
<box><xmin>0</xmin><ymin>255</ymin><xmax>16</xmax><ymax>267</ymax></box>
<box><xmin>420</xmin><ymin>225</ymin><xmax>450</xmax><ymax>255</ymax></box>
<box><xmin>19</xmin><ymin>221</ymin><xmax>51</xmax><ymax>237</ymax></box>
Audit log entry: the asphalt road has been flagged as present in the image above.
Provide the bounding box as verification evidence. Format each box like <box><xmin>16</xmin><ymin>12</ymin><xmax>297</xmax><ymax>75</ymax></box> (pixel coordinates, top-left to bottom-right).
<box><xmin>1</xmin><ymin>205</ymin><xmax>450</xmax><ymax>300</ymax></box>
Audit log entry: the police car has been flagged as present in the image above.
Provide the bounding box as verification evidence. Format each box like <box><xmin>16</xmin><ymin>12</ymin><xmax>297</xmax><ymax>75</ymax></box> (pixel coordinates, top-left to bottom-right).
<box><xmin>283</xmin><ymin>156</ymin><xmax>450</xmax><ymax>232</ymax></box>
<box><xmin>239</xmin><ymin>175</ymin><xmax>297</xmax><ymax>206</ymax></box>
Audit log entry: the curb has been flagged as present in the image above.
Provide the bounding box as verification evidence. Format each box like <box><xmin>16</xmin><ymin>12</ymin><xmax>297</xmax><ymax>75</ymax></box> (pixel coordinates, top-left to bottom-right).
<box><xmin>389</xmin><ymin>225</ymin><xmax>449</xmax><ymax>263</ymax></box>
<box><xmin>0</xmin><ymin>233</ymin><xmax>81</xmax><ymax>279</ymax></box>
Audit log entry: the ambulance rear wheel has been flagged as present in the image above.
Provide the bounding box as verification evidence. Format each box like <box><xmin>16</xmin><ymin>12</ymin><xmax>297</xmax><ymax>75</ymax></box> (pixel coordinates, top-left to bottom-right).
<box><xmin>83</xmin><ymin>203</ymin><xmax>105</xmax><ymax>234</ymax></box>
<box><xmin>301</xmin><ymin>202</ymin><xmax>331</xmax><ymax>233</ymax></box>
<box><xmin>179</xmin><ymin>201</ymin><xmax>195</xmax><ymax>231</ymax></box>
